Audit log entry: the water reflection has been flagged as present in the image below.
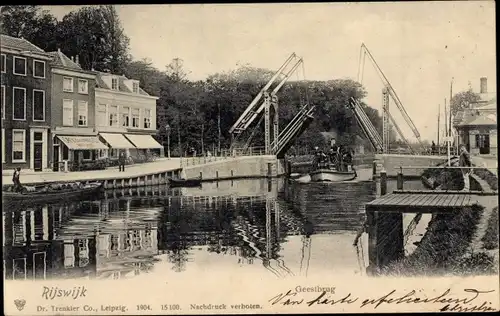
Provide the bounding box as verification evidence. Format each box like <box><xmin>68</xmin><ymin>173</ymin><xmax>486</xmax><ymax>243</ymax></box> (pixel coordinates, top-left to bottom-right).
<box><xmin>3</xmin><ymin>176</ymin><xmax>384</xmax><ymax>281</ymax></box>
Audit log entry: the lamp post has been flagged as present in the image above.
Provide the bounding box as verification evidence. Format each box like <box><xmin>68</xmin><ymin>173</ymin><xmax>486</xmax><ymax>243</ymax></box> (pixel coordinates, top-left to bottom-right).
<box><xmin>166</xmin><ymin>124</ymin><xmax>171</xmax><ymax>159</ymax></box>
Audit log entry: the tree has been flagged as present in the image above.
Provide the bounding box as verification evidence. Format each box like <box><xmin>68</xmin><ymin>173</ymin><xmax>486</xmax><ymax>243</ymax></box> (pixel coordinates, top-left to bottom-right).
<box><xmin>450</xmin><ymin>89</ymin><xmax>481</xmax><ymax>115</ymax></box>
<box><xmin>1</xmin><ymin>6</ymin><xmax>59</xmax><ymax>51</ymax></box>
<box><xmin>56</xmin><ymin>5</ymin><xmax>130</xmax><ymax>72</ymax></box>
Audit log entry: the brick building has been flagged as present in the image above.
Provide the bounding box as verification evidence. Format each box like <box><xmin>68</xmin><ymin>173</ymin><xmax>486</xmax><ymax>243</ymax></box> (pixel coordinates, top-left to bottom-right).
<box><xmin>47</xmin><ymin>49</ymin><xmax>105</xmax><ymax>171</ymax></box>
<box><xmin>1</xmin><ymin>35</ymin><xmax>53</xmax><ymax>172</ymax></box>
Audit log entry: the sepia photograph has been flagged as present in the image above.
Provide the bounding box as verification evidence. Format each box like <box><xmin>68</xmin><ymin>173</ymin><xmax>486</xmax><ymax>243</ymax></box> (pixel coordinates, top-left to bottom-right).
<box><xmin>1</xmin><ymin>2</ymin><xmax>498</xmax><ymax>314</ymax></box>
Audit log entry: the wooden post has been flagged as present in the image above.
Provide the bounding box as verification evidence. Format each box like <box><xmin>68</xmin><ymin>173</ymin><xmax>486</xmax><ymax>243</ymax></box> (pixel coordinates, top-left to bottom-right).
<box><xmin>380</xmin><ymin>170</ymin><xmax>387</xmax><ymax>196</ymax></box>
<box><xmin>397</xmin><ymin>167</ymin><xmax>403</xmax><ymax>190</ymax></box>
<box><xmin>372</xmin><ymin>161</ymin><xmax>377</xmax><ymax>176</ymax></box>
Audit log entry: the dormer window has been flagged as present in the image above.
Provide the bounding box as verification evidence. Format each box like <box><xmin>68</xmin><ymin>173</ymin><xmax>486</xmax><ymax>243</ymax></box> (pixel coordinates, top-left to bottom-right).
<box><xmin>132</xmin><ymin>82</ymin><xmax>139</xmax><ymax>93</ymax></box>
<box><xmin>111</xmin><ymin>77</ymin><xmax>118</xmax><ymax>90</ymax></box>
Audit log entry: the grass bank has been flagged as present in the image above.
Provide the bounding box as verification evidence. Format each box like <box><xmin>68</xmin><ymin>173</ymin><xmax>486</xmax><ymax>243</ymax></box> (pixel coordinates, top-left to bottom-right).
<box><xmin>482</xmin><ymin>206</ymin><xmax>499</xmax><ymax>250</ymax></box>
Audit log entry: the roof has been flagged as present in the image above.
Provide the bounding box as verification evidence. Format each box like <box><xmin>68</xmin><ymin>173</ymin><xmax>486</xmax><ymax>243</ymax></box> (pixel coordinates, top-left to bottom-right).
<box><xmin>0</xmin><ymin>34</ymin><xmax>45</xmax><ymax>53</ymax></box>
<box><xmin>455</xmin><ymin>108</ymin><xmax>497</xmax><ymax>127</ymax></box>
<box><xmin>94</xmin><ymin>71</ymin><xmax>151</xmax><ymax>96</ymax></box>
<box><xmin>47</xmin><ymin>50</ymin><xmax>82</xmax><ymax>71</ymax></box>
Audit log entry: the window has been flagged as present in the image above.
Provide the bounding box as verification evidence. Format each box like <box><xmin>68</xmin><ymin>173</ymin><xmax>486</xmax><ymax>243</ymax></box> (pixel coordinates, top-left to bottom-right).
<box><xmin>132</xmin><ymin>108</ymin><xmax>140</xmax><ymax>128</ymax></box>
<box><xmin>78</xmin><ymin>79</ymin><xmax>88</xmax><ymax>94</ymax></box>
<box><xmin>32</xmin><ymin>90</ymin><xmax>45</xmax><ymax>121</ymax></box>
<box><xmin>132</xmin><ymin>82</ymin><xmax>139</xmax><ymax>93</ymax></box>
<box><xmin>12</xmin><ymin>87</ymin><xmax>26</xmax><ymax>120</ymax></box>
<box><xmin>111</xmin><ymin>78</ymin><xmax>118</xmax><ymax>90</ymax></box>
<box><xmin>62</xmin><ymin>145</ymin><xmax>69</xmax><ymax>160</ymax></box>
<box><xmin>97</xmin><ymin>104</ymin><xmax>107</xmax><ymax>126</ymax></box>
<box><xmin>143</xmin><ymin>109</ymin><xmax>151</xmax><ymax>129</ymax></box>
<box><xmin>2</xmin><ymin>129</ymin><xmax>5</xmax><ymax>163</ymax></box>
<box><xmin>12</xmin><ymin>129</ymin><xmax>26</xmax><ymax>162</ymax></box>
<box><xmin>78</xmin><ymin>101</ymin><xmax>88</xmax><ymax>126</ymax></box>
<box><xmin>109</xmin><ymin>105</ymin><xmax>118</xmax><ymax>126</ymax></box>
<box><xmin>63</xmin><ymin>77</ymin><xmax>73</xmax><ymax>92</ymax></box>
<box><xmin>98</xmin><ymin>149</ymin><xmax>108</xmax><ymax>159</ymax></box>
<box><xmin>121</xmin><ymin>106</ymin><xmax>130</xmax><ymax>127</ymax></box>
<box><xmin>1</xmin><ymin>85</ymin><xmax>4</xmax><ymax>119</ymax></box>
<box><xmin>63</xmin><ymin>99</ymin><xmax>74</xmax><ymax>126</ymax></box>
<box><xmin>82</xmin><ymin>151</ymin><xmax>91</xmax><ymax>160</ymax></box>
<box><xmin>1</xmin><ymin>54</ymin><xmax>5</xmax><ymax>73</ymax></box>
<box><xmin>13</xmin><ymin>56</ymin><xmax>26</xmax><ymax>76</ymax></box>
<box><xmin>33</xmin><ymin>60</ymin><xmax>45</xmax><ymax>78</ymax></box>
<box><xmin>34</xmin><ymin>132</ymin><xmax>43</xmax><ymax>141</ymax></box>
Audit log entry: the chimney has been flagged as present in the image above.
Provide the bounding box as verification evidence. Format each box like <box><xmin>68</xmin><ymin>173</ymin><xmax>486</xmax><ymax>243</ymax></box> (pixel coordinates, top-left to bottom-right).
<box><xmin>480</xmin><ymin>77</ymin><xmax>487</xmax><ymax>94</ymax></box>
<box><xmin>57</xmin><ymin>48</ymin><xmax>61</xmax><ymax>53</ymax></box>
<box><xmin>75</xmin><ymin>55</ymin><xmax>79</xmax><ymax>65</ymax></box>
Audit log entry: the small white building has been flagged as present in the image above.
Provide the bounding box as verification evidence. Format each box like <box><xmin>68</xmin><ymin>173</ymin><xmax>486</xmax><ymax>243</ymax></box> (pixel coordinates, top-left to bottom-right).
<box><xmin>93</xmin><ymin>72</ymin><xmax>163</xmax><ymax>160</ymax></box>
<box><xmin>454</xmin><ymin>77</ymin><xmax>497</xmax><ymax>156</ymax></box>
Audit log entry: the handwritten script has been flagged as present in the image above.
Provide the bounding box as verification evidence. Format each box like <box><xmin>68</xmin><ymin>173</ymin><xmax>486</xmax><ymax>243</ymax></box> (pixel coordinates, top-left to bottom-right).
<box><xmin>269</xmin><ymin>288</ymin><xmax>496</xmax><ymax>312</ymax></box>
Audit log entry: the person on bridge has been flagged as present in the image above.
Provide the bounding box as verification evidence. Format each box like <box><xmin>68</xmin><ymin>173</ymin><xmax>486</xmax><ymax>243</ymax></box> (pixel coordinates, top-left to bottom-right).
<box><xmin>431</xmin><ymin>141</ymin><xmax>436</xmax><ymax>155</ymax></box>
<box><xmin>459</xmin><ymin>144</ymin><xmax>471</xmax><ymax>191</ymax></box>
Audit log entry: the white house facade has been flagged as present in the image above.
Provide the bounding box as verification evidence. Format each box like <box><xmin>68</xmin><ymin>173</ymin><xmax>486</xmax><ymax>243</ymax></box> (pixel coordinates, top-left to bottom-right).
<box><xmin>94</xmin><ymin>72</ymin><xmax>162</xmax><ymax>160</ymax></box>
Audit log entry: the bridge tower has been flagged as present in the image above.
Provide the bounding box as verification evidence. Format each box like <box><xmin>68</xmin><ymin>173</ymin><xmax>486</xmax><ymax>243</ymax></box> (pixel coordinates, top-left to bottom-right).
<box><xmin>263</xmin><ymin>92</ymin><xmax>279</xmax><ymax>155</ymax></box>
<box><xmin>382</xmin><ymin>87</ymin><xmax>390</xmax><ymax>153</ymax></box>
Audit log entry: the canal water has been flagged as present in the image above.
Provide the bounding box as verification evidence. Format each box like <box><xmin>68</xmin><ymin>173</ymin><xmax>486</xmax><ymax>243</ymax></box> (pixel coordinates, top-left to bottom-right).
<box><xmin>3</xmin><ymin>175</ymin><xmax>426</xmax><ymax>281</ymax></box>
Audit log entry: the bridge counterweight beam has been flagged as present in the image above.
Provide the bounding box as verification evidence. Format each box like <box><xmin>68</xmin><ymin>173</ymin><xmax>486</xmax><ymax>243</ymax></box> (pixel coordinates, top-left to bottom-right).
<box><xmin>382</xmin><ymin>88</ymin><xmax>390</xmax><ymax>154</ymax></box>
<box><xmin>272</xmin><ymin>93</ymin><xmax>279</xmax><ymax>154</ymax></box>
<box><xmin>264</xmin><ymin>92</ymin><xmax>271</xmax><ymax>155</ymax></box>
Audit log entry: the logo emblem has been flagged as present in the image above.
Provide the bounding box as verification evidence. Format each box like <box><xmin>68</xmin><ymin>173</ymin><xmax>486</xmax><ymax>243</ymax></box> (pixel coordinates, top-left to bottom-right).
<box><xmin>14</xmin><ymin>299</ymin><xmax>26</xmax><ymax>311</ymax></box>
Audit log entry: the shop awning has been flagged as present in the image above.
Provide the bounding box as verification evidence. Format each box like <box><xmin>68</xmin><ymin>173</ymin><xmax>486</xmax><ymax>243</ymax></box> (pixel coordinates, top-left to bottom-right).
<box><xmin>99</xmin><ymin>133</ymin><xmax>135</xmax><ymax>149</ymax></box>
<box><xmin>57</xmin><ymin>135</ymin><xmax>108</xmax><ymax>150</ymax></box>
<box><xmin>124</xmin><ymin>134</ymin><xmax>163</xmax><ymax>149</ymax></box>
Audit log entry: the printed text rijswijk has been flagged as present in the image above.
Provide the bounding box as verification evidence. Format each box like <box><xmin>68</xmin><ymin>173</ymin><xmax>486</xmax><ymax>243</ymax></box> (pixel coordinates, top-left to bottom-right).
<box><xmin>42</xmin><ymin>286</ymin><xmax>87</xmax><ymax>300</ymax></box>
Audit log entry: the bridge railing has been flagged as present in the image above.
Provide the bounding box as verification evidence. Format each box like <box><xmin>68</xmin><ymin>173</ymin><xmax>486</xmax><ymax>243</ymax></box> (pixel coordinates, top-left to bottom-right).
<box><xmin>180</xmin><ymin>146</ymin><xmax>268</xmax><ymax>167</ymax></box>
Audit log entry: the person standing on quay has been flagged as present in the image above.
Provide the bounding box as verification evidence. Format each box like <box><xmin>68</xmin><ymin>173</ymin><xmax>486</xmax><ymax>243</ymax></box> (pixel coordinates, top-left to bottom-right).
<box><xmin>12</xmin><ymin>167</ymin><xmax>23</xmax><ymax>192</ymax></box>
<box><xmin>459</xmin><ymin>144</ymin><xmax>471</xmax><ymax>191</ymax></box>
<box><xmin>119</xmin><ymin>151</ymin><xmax>126</xmax><ymax>172</ymax></box>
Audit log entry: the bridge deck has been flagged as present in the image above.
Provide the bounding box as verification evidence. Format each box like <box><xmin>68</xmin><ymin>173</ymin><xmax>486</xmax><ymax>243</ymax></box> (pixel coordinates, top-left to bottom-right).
<box><xmin>366</xmin><ymin>190</ymin><xmax>497</xmax><ymax>212</ymax></box>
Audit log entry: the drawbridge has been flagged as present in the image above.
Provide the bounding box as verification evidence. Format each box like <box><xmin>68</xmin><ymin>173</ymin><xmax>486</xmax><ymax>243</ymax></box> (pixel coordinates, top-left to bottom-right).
<box><xmin>229</xmin><ymin>53</ymin><xmax>315</xmax><ymax>158</ymax></box>
<box><xmin>357</xmin><ymin>43</ymin><xmax>426</xmax><ymax>154</ymax></box>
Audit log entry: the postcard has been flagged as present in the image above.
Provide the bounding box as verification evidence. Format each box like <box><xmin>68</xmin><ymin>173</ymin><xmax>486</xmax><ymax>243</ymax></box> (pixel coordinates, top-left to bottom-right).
<box><xmin>2</xmin><ymin>2</ymin><xmax>498</xmax><ymax>315</ymax></box>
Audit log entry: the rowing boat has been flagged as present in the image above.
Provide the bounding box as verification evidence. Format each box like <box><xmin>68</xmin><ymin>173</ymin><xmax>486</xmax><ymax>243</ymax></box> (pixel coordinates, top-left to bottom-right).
<box><xmin>168</xmin><ymin>177</ymin><xmax>202</xmax><ymax>188</ymax></box>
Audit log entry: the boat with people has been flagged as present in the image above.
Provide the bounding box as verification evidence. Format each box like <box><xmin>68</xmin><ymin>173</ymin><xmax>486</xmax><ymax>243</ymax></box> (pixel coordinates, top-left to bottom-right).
<box><xmin>309</xmin><ymin>144</ymin><xmax>357</xmax><ymax>182</ymax></box>
<box><xmin>3</xmin><ymin>181</ymin><xmax>104</xmax><ymax>205</ymax></box>
<box><xmin>310</xmin><ymin>163</ymin><xmax>357</xmax><ymax>182</ymax></box>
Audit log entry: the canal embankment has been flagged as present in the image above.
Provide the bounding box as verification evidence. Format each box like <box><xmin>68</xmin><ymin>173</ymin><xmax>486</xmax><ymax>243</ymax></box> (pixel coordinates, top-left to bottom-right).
<box><xmin>3</xmin><ymin>155</ymin><xmax>286</xmax><ymax>189</ymax></box>
<box><xmin>182</xmin><ymin>155</ymin><xmax>285</xmax><ymax>180</ymax></box>
<box><xmin>376</xmin><ymin>162</ymin><xmax>499</xmax><ymax>277</ymax></box>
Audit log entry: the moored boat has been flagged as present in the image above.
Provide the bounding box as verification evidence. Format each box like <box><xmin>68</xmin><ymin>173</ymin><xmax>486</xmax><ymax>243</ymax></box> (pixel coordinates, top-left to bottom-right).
<box><xmin>3</xmin><ymin>181</ymin><xmax>103</xmax><ymax>205</ymax></box>
<box><xmin>168</xmin><ymin>177</ymin><xmax>202</xmax><ymax>188</ymax></box>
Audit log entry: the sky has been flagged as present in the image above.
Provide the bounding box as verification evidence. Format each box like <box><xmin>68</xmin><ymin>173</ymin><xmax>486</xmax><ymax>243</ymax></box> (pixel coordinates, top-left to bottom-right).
<box><xmin>44</xmin><ymin>2</ymin><xmax>496</xmax><ymax>142</ymax></box>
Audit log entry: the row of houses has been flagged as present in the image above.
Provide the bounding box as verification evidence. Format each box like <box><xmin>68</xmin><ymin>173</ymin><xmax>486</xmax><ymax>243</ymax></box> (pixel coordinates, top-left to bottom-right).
<box><xmin>1</xmin><ymin>34</ymin><xmax>163</xmax><ymax>172</ymax></box>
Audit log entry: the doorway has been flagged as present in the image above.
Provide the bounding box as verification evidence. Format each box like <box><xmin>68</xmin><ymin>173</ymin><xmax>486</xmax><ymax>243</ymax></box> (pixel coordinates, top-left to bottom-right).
<box><xmin>33</xmin><ymin>142</ymin><xmax>43</xmax><ymax>172</ymax></box>
<box><xmin>476</xmin><ymin>134</ymin><xmax>490</xmax><ymax>155</ymax></box>
<box><xmin>53</xmin><ymin>145</ymin><xmax>59</xmax><ymax>171</ymax></box>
